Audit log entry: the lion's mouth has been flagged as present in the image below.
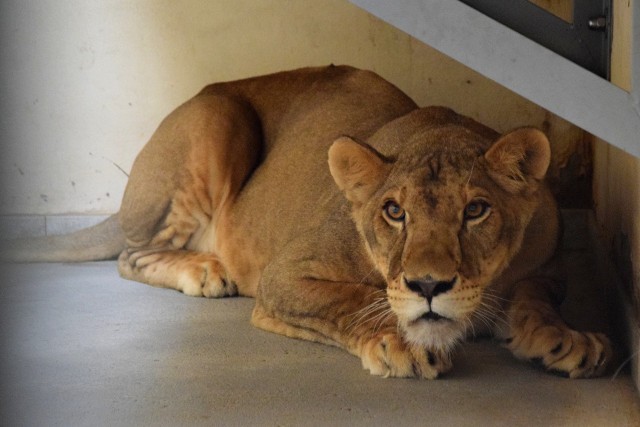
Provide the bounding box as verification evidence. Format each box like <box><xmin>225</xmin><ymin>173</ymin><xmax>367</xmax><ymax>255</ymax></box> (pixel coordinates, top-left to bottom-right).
<box><xmin>418</xmin><ymin>310</ymin><xmax>450</xmax><ymax>322</ymax></box>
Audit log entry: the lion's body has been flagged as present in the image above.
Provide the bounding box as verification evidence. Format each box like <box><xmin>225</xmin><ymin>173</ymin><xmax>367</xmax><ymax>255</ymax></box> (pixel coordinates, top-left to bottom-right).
<box><xmin>1</xmin><ymin>65</ymin><xmax>612</xmax><ymax>379</ymax></box>
<box><xmin>198</xmin><ymin>66</ymin><xmax>415</xmax><ymax>297</ymax></box>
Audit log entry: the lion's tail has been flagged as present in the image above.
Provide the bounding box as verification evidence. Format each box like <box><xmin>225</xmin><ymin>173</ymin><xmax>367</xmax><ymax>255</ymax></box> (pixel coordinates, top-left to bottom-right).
<box><xmin>0</xmin><ymin>214</ymin><xmax>125</xmax><ymax>263</ymax></box>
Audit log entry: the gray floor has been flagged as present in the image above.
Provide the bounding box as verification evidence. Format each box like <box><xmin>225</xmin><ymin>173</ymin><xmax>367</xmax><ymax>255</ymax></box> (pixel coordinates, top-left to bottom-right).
<box><xmin>2</xmin><ymin>214</ymin><xmax>640</xmax><ymax>426</ymax></box>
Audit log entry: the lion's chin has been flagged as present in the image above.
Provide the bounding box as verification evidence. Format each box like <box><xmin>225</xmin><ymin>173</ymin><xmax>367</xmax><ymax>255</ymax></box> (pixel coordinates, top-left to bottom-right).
<box><xmin>401</xmin><ymin>317</ymin><xmax>466</xmax><ymax>352</ymax></box>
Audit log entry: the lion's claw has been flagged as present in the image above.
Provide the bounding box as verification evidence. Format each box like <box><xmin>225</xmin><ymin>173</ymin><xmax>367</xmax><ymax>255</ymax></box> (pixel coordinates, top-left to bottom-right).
<box><xmin>507</xmin><ymin>323</ymin><xmax>612</xmax><ymax>378</ymax></box>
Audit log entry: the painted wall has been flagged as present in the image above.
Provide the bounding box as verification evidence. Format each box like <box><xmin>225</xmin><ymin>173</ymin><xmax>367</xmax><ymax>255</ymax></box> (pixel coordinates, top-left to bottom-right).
<box><xmin>593</xmin><ymin>0</ymin><xmax>640</xmax><ymax>386</ymax></box>
<box><xmin>0</xmin><ymin>0</ymin><xmax>582</xmax><ymax>216</ymax></box>
<box><xmin>594</xmin><ymin>144</ymin><xmax>640</xmax><ymax>316</ymax></box>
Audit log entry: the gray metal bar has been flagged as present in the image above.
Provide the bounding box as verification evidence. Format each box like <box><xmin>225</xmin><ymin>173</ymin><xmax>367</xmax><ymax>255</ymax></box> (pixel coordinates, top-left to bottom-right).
<box><xmin>460</xmin><ymin>0</ymin><xmax>611</xmax><ymax>78</ymax></box>
<box><xmin>350</xmin><ymin>0</ymin><xmax>639</xmax><ymax>158</ymax></box>
<box><xmin>634</xmin><ymin>0</ymin><xmax>640</xmax><ymax>123</ymax></box>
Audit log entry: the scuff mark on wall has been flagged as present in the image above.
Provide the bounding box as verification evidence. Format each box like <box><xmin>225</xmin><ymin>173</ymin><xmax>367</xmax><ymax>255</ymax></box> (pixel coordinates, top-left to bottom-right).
<box><xmin>613</xmin><ymin>232</ymin><xmax>639</xmax><ymax>322</ymax></box>
<box><xmin>102</xmin><ymin>156</ymin><xmax>129</xmax><ymax>178</ymax></box>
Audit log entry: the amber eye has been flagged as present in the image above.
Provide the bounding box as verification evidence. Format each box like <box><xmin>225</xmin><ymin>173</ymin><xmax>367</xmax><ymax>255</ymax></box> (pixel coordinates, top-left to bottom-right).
<box><xmin>383</xmin><ymin>200</ymin><xmax>406</xmax><ymax>222</ymax></box>
<box><xmin>464</xmin><ymin>199</ymin><xmax>490</xmax><ymax>221</ymax></box>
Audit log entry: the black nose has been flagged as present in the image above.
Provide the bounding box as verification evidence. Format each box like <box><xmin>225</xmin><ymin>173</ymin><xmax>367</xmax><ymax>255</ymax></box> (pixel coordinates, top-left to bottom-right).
<box><xmin>405</xmin><ymin>276</ymin><xmax>456</xmax><ymax>302</ymax></box>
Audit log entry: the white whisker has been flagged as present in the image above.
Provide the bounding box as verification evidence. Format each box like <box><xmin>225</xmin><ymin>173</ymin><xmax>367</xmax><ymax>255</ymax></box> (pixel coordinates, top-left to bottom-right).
<box><xmin>610</xmin><ymin>349</ymin><xmax>640</xmax><ymax>381</ymax></box>
<box><xmin>370</xmin><ymin>308</ymin><xmax>396</xmax><ymax>333</ymax></box>
<box><xmin>464</xmin><ymin>316</ymin><xmax>477</xmax><ymax>339</ymax></box>
<box><xmin>344</xmin><ymin>292</ymin><xmax>392</xmax><ymax>336</ymax></box>
<box><xmin>466</xmin><ymin>158</ymin><xmax>476</xmax><ymax>186</ymax></box>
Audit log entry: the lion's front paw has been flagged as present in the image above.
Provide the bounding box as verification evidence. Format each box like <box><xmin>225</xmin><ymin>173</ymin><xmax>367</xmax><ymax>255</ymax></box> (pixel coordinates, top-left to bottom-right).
<box><xmin>507</xmin><ymin>321</ymin><xmax>612</xmax><ymax>378</ymax></box>
<box><xmin>360</xmin><ymin>332</ymin><xmax>452</xmax><ymax>379</ymax></box>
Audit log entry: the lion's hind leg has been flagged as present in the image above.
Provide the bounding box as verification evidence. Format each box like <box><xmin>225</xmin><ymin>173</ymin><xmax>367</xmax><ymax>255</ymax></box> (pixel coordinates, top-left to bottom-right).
<box><xmin>118</xmin><ymin>247</ymin><xmax>237</xmax><ymax>297</ymax></box>
<box><xmin>116</xmin><ymin>91</ymin><xmax>263</xmax><ymax>297</ymax></box>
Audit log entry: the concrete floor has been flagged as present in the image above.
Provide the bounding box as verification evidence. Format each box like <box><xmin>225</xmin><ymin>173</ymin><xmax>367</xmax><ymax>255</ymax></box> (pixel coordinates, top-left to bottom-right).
<box><xmin>1</xmin><ymin>214</ymin><xmax>640</xmax><ymax>426</ymax></box>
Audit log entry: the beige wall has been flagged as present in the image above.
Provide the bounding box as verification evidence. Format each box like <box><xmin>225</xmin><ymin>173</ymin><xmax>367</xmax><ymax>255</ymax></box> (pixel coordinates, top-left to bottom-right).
<box><xmin>593</xmin><ymin>133</ymin><xmax>640</xmax><ymax>387</ymax></box>
<box><xmin>0</xmin><ymin>0</ymin><xmax>579</xmax><ymax>215</ymax></box>
<box><xmin>594</xmin><ymin>143</ymin><xmax>640</xmax><ymax>314</ymax></box>
<box><xmin>593</xmin><ymin>0</ymin><xmax>639</xmax><ymax>383</ymax></box>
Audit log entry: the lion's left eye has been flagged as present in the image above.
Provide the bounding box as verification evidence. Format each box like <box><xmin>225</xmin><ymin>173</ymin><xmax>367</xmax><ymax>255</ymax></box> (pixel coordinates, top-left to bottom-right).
<box><xmin>383</xmin><ymin>200</ymin><xmax>406</xmax><ymax>222</ymax></box>
<box><xmin>464</xmin><ymin>199</ymin><xmax>491</xmax><ymax>221</ymax></box>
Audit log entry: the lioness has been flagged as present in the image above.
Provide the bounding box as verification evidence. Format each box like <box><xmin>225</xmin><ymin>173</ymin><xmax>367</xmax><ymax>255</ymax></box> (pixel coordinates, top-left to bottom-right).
<box><xmin>2</xmin><ymin>65</ymin><xmax>611</xmax><ymax>379</ymax></box>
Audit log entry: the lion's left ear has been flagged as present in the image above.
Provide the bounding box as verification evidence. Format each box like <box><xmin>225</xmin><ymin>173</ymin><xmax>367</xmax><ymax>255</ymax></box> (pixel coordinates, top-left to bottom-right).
<box><xmin>484</xmin><ymin>127</ymin><xmax>551</xmax><ymax>192</ymax></box>
<box><xmin>328</xmin><ymin>136</ymin><xmax>390</xmax><ymax>205</ymax></box>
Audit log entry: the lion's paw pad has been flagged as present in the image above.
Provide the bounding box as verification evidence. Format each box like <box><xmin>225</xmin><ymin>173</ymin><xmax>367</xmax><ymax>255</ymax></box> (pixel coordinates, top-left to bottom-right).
<box><xmin>361</xmin><ymin>333</ymin><xmax>451</xmax><ymax>380</ymax></box>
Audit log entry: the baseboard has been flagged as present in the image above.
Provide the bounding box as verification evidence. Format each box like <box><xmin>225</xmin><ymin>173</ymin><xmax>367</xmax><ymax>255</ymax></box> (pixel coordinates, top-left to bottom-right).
<box><xmin>0</xmin><ymin>215</ymin><xmax>111</xmax><ymax>240</ymax></box>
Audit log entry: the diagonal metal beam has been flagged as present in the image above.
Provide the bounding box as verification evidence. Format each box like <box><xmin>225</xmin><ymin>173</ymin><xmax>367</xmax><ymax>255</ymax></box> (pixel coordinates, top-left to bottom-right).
<box><xmin>460</xmin><ymin>0</ymin><xmax>611</xmax><ymax>78</ymax></box>
<box><xmin>350</xmin><ymin>0</ymin><xmax>640</xmax><ymax>158</ymax></box>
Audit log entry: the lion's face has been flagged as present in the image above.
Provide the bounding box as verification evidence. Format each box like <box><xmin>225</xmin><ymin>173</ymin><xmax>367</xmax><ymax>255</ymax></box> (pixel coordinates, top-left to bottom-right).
<box><xmin>329</xmin><ymin>121</ymin><xmax>550</xmax><ymax>351</ymax></box>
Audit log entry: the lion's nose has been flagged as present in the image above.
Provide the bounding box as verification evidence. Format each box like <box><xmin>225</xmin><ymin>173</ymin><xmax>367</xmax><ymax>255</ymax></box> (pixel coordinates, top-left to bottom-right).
<box><xmin>405</xmin><ymin>275</ymin><xmax>456</xmax><ymax>303</ymax></box>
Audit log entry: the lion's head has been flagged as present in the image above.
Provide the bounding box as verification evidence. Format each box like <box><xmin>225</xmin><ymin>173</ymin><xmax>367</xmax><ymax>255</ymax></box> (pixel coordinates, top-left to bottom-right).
<box><xmin>328</xmin><ymin>107</ymin><xmax>551</xmax><ymax>352</ymax></box>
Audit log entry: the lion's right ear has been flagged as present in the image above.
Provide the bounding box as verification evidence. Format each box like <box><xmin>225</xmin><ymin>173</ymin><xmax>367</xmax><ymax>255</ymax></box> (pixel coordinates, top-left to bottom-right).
<box><xmin>328</xmin><ymin>136</ymin><xmax>390</xmax><ymax>205</ymax></box>
<box><xmin>484</xmin><ymin>127</ymin><xmax>551</xmax><ymax>193</ymax></box>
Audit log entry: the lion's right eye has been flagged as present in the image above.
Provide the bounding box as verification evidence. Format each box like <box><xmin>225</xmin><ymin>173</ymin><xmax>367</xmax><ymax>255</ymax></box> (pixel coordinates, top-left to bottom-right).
<box><xmin>383</xmin><ymin>200</ymin><xmax>406</xmax><ymax>222</ymax></box>
<box><xmin>464</xmin><ymin>199</ymin><xmax>491</xmax><ymax>222</ymax></box>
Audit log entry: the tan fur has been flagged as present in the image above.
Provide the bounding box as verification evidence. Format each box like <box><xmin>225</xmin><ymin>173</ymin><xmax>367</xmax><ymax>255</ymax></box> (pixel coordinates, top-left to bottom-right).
<box><xmin>2</xmin><ymin>65</ymin><xmax>612</xmax><ymax>379</ymax></box>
